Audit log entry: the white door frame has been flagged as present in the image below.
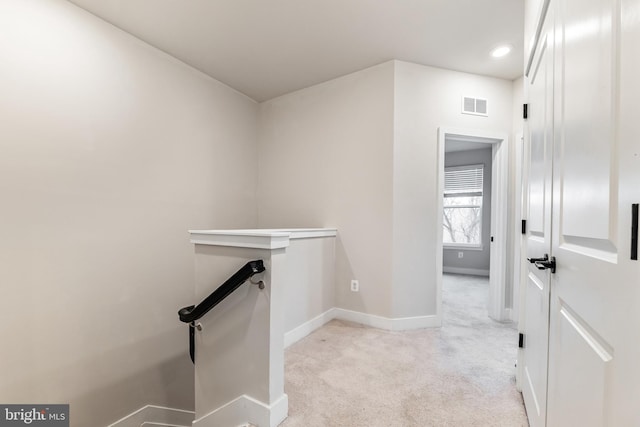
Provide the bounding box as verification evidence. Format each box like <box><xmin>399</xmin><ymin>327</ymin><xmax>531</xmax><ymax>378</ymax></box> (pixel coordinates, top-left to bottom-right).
<box><xmin>436</xmin><ymin>127</ymin><xmax>510</xmax><ymax>322</ymax></box>
<box><xmin>512</xmin><ymin>131</ymin><xmax>525</xmax><ymax>323</ymax></box>
<box><xmin>514</xmin><ymin>131</ymin><xmax>526</xmax><ymax>390</ymax></box>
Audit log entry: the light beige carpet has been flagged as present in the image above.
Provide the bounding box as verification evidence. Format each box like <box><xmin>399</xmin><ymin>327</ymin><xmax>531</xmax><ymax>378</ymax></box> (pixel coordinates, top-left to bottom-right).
<box><xmin>282</xmin><ymin>274</ymin><xmax>529</xmax><ymax>426</ymax></box>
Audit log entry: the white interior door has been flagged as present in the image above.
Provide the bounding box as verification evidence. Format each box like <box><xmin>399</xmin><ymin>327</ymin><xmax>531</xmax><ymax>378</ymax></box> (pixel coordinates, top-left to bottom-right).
<box><xmin>545</xmin><ymin>0</ymin><xmax>639</xmax><ymax>424</ymax></box>
<box><xmin>521</xmin><ymin>7</ymin><xmax>554</xmax><ymax>426</ymax></box>
<box><xmin>522</xmin><ymin>0</ymin><xmax>640</xmax><ymax>425</ymax></box>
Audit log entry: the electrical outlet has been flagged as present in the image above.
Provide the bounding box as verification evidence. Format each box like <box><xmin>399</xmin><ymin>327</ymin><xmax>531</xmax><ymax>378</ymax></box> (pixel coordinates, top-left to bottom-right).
<box><xmin>350</xmin><ymin>279</ymin><xmax>359</xmax><ymax>292</ymax></box>
<box><xmin>458</xmin><ymin>252</ymin><xmax>464</xmax><ymax>258</ymax></box>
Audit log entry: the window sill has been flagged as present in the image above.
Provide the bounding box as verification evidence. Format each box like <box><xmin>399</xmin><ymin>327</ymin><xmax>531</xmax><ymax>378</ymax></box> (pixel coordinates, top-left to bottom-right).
<box><xmin>444</xmin><ymin>244</ymin><xmax>484</xmax><ymax>251</ymax></box>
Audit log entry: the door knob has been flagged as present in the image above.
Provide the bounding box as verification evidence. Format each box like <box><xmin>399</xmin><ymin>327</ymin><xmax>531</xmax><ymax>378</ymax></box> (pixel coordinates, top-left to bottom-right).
<box><xmin>527</xmin><ymin>254</ymin><xmax>549</xmax><ymax>263</ymax></box>
<box><xmin>534</xmin><ymin>256</ymin><xmax>556</xmax><ymax>274</ymax></box>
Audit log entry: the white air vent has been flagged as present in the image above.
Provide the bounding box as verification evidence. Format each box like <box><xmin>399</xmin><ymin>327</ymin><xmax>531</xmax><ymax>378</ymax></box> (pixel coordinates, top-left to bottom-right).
<box><xmin>462</xmin><ymin>96</ymin><xmax>488</xmax><ymax>116</ymax></box>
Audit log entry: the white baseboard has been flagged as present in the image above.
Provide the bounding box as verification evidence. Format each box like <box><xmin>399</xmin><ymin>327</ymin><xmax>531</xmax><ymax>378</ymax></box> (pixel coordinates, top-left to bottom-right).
<box><xmin>284</xmin><ymin>308</ymin><xmax>441</xmax><ymax>348</ymax></box>
<box><xmin>193</xmin><ymin>394</ymin><xmax>288</xmax><ymax>427</ymax></box>
<box><xmin>504</xmin><ymin>308</ymin><xmax>513</xmax><ymax>322</ymax></box>
<box><xmin>284</xmin><ymin>308</ymin><xmax>337</xmax><ymax>348</ymax></box>
<box><xmin>107</xmin><ymin>405</ymin><xmax>194</xmax><ymax>427</ymax></box>
<box><xmin>443</xmin><ymin>266</ymin><xmax>490</xmax><ymax>276</ymax></box>
<box><xmin>333</xmin><ymin>308</ymin><xmax>441</xmax><ymax>331</ymax></box>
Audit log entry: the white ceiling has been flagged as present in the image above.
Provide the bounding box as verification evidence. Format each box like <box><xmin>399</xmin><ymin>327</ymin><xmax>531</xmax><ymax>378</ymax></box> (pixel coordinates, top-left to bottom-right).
<box><xmin>445</xmin><ymin>134</ymin><xmax>496</xmax><ymax>152</ymax></box>
<box><xmin>445</xmin><ymin>140</ymin><xmax>492</xmax><ymax>153</ymax></box>
<box><xmin>67</xmin><ymin>0</ymin><xmax>524</xmax><ymax>102</ymax></box>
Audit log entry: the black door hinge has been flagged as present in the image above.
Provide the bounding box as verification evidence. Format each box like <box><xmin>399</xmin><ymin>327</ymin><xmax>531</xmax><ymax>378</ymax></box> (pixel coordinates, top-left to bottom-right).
<box><xmin>632</xmin><ymin>203</ymin><xmax>638</xmax><ymax>260</ymax></box>
<box><xmin>519</xmin><ymin>333</ymin><xmax>525</xmax><ymax>349</ymax></box>
<box><xmin>523</xmin><ymin>104</ymin><xmax>528</xmax><ymax>119</ymax></box>
<box><xmin>521</xmin><ymin>219</ymin><xmax>527</xmax><ymax>234</ymax></box>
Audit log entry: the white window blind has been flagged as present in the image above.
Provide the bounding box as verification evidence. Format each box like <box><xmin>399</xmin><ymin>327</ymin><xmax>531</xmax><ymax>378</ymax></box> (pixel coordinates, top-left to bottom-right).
<box><xmin>444</xmin><ymin>164</ymin><xmax>484</xmax><ymax>196</ymax></box>
<box><xmin>443</xmin><ymin>164</ymin><xmax>484</xmax><ymax>247</ymax></box>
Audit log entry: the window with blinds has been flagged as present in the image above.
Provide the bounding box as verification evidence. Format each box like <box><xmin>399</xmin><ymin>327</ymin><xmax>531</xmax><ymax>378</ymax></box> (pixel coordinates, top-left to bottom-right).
<box><xmin>443</xmin><ymin>164</ymin><xmax>484</xmax><ymax>247</ymax></box>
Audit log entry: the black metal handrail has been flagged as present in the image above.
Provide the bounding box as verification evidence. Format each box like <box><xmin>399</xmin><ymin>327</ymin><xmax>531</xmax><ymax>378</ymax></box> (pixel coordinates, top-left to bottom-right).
<box><xmin>178</xmin><ymin>259</ymin><xmax>265</xmax><ymax>323</ymax></box>
<box><xmin>178</xmin><ymin>259</ymin><xmax>265</xmax><ymax>362</ymax></box>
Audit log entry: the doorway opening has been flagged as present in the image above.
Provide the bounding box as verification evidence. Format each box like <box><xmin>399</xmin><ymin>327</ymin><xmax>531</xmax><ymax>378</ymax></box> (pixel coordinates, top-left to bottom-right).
<box><xmin>435</xmin><ymin>128</ymin><xmax>522</xmax><ymax>415</ymax></box>
<box><xmin>436</xmin><ymin>127</ymin><xmax>510</xmax><ymax>323</ymax></box>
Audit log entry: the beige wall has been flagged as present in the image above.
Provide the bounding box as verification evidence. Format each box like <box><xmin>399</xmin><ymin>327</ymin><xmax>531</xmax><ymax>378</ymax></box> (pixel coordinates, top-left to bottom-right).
<box><xmin>0</xmin><ymin>2</ymin><xmax>525</xmax><ymax>421</ymax></box>
<box><xmin>284</xmin><ymin>237</ymin><xmax>336</xmax><ymax>334</ymax></box>
<box><xmin>257</xmin><ymin>62</ymin><xmax>395</xmax><ymax>317</ymax></box>
<box><xmin>392</xmin><ymin>61</ymin><xmax>515</xmax><ymax>318</ymax></box>
<box><xmin>257</xmin><ymin>60</ymin><xmax>516</xmax><ymax>320</ymax></box>
<box><xmin>0</xmin><ymin>0</ymin><xmax>258</xmax><ymax>426</ymax></box>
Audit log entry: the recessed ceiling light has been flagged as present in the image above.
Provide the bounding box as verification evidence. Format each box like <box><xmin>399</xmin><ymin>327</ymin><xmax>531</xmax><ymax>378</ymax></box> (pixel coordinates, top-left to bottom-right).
<box><xmin>490</xmin><ymin>45</ymin><xmax>513</xmax><ymax>58</ymax></box>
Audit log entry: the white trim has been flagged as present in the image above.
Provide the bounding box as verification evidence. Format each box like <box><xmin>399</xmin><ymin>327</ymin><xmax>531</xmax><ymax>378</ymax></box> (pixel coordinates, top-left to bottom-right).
<box><xmin>436</xmin><ymin>133</ymin><xmax>446</xmax><ymax>325</ymax></box>
<box><xmin>516</xmin><ymin>130</ymin><xmax>529</xmax><ymax>391</ymax></box>
<box><xmin>188</xmin><ymin>228</ymin><xmax>337</xmax><ymax>249</ymax></box>
<box><xmin>189</xmin><ymin>231</ymin><xmax>290</xmax><ymax>249</ymax></box>
<box><xmin>443</xmin><ymin>127</ymin><xmax>507</xmax><ymax>142</ymax></box>
<box><xmin>285</xmin><ymin>307</ymin><xmax>441</xmax><ymax>348</ymax></box>
<box><xmin>488</xmin><ymin>139</ymin><xmax>509</xmax><ymax>321</ymax></box>
<box><xmin>438</xmin><ymin>127</ymin><xmax>510</xmax><ymax>323</ymax></box>
<box><xmin>442</xmin><ymin>267</ymin><xmax>490</xmax><ymax>276</ymax></box>
<box><xmin>284</xmin><ymin>308</ymin><xmax>337</xmax><ymax>348</ymax></box>
<box><xmin>192</xmin><ymin>394</ymin><xmax>288</xmax><ymax>427</ymax></box>
<box><xmin>443</xmin><ymin>244</ymin><xmax>484</xmax><ymax>251</ymax></box>
<box><xmin>525</xmin><ymin>0</ymin><xmax>552</xmax><ymax>77</ymax></box>
<box><xmin>504</xmin><ymin>308</ymin><xmax>513</xmax><ymax>322</ymax></box>
<box><xmin>512</xmin><ymin>132</ymin><xmax>524</xmax><ymax>324</ymax></box>
<box><xmin>276</xmin><ymin>228</ymin><xmax>337</xmax><ymax>239</ymax></box>
<box><xmin>333</xmin><ymin>308</ymin><xmax>441</xmax><ymax>331</ymax></box>
<box><xmin>107</xmin><ymin>405</ymin><xmax>194</xmax><ymax>427</ymax></box>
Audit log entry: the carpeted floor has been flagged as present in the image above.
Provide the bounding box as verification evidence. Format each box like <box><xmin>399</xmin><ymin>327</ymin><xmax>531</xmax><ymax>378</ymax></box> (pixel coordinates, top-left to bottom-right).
<box><xmin>281</xmin><ymin>273</ymin><xmax>529</xmax><ymax>426</ymax></box>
